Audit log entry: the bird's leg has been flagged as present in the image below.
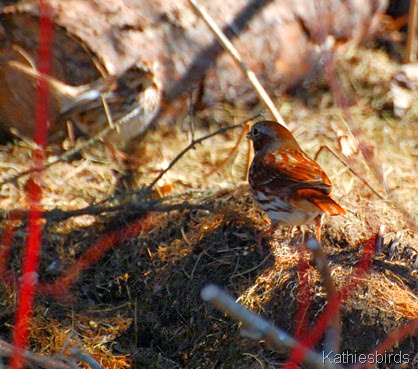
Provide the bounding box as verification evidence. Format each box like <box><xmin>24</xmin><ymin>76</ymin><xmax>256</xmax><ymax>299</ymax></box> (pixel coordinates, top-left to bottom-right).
<box><xmin>256</xmin><ymin>228</ymin><xmax>271</xmax><ymax>254</ymax></box>
<box><xmin>65</xmin><ymin>121</ymin><xmax>76</xmax><ymax>148</ymax></box>
<box><xmin>300</xmin><ymin>225</ymin><xmax>307</xmax><ymax>244</ymax></box>
<box><xmin>256</xmin><ymin>223</ymin><xmax>279</xmax><ymax>254</ymax></box>
<box><xmin>289</xmin><ymin>225</ymin><xmax>301</xmax><ymax>238</ymax></box>
<box><xmin>314</xmin><ymin>214</ymin><xmax>324</xmax><ymax>243</ymax></box>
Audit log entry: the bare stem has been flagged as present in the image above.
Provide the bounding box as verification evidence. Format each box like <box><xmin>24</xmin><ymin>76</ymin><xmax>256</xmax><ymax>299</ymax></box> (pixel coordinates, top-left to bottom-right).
<box><xmin>0</xmin><ymin>89</ymin><xmax>144</xmax><ymax>188</ymax></box>
<box><xmin>1</xmin><ymin>199</ymin><xmax>213</xmax><ymax>226</ymax></box>
<box><xmin>70</xmin><ymin>347</ymin><xmax>104</xmax><ymax>369</ymax></box>
<box><xmin>0</xmin><ymin>339</ymin><xmax>73</xmax><ymax>369</ymax></box>
<box><xmin>188</xmin><ymin>0</ymin><xmax>287</xmax><ymax>128</ymax></box>
<box><xmin>201</xmin><ymin>284</ymin><xmax>343</xmax><ymax>369</ymax></box>
<box><xmin>189</xmin><ymin>88</ymin><xmax>196</xmax><ymax>144</ymax></box>
<box><xmin>320</xmin><ymin>39</ymin><xmax>417</xmax><ymax>231</ymax></box>
<box><xmin>143</xmin><ymin>113</ymin><xmax>261</xmax><ymax>196</ymax></box>
<box><xmin>1</xmin><ymin>115</ymin><xmax>259</xmax><ymax>225</ymax></box>
<box><xmin>314</xmin><ymin>145</ymin><xmax>383</xmax><ymax>199</ymax></box>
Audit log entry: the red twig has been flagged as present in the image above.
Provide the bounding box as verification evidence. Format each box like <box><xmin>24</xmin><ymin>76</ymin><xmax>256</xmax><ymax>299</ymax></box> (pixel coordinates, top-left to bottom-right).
<box><xmin>10</xmin><ymin>2</ymin><xmax>52</xmax><ymax>368</ymax></box>
<box><xmin>283</xmin><ymin>234</ymin><xmax>376</xmax><ymax>368</ymax></box>
<box><xmin>288</xmin><ymin>242</ymin><xmax>311</xmax><ymax>369</ymax></box>
<box><xmin>284</xmin><ymin>245</ymin><xmax>312</xmax><ymax>369</ymax></box>
<box><xmin>348</xmin><ymin>319</ymin><xmax>418</xmax><ymax>369</ymax></box>
<box><xmin>0</xmin><ymin>214</ymin><xmax>158</xmax><ymax>302</ymax></box>
<box><xmin>310</xmin><ymin>235</ymin><xmax>375</xmax><ymax>340</ymax></box>
<box><xmin>38</xmin><ymin>214</ymin><xmax>158</xmax><ymax>299</ymax></box>
<box><xmin>0</xmin><ymin>339</ymin><xmax>72</xmax><ymax>369</ymax></box>
<box><xmin>294</xmin><ymin>245</ymin><xmax>312</xmax><ymax>340</ymax></box>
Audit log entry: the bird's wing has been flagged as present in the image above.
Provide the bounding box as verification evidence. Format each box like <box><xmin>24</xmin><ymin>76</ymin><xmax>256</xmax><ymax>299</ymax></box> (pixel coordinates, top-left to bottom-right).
<box><xmin>57</xmin><ymin>84</ymin><xmax>121</xmax><ymax>123</ymax></box>
<box><xmin>250</xmin><ymin>148</ymin><xmax>332</xmax><ymax>194</ymax></box>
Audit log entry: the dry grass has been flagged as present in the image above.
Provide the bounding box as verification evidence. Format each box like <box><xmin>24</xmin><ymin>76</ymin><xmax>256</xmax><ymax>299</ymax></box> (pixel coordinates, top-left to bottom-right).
<box><xmin>0</xmin><ymin>46</ymin><xmax>417</xmax><ymax>368</ymax></box>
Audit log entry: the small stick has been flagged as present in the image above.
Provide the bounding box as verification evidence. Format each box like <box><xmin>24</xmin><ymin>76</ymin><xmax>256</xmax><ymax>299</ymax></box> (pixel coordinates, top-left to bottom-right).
<box><xmin>9</xmin><ymin>129</ymin><xmax>40</xmax><ymax>151</ymax></box>
<box><xmin>375</xmin><ymin>225</ymin><xmax>385</xmax><ymax>254</ymax></box>
<box><xmin>201</xmin><ymin>284</ymin><xmax>343</xmax><ymax>369</ymax></box>
<box><xmin>0</xmin><ymin>199</ymin><xmax>213</xmax><ymax>226</ymax></box>
<box><xmin>314</xmin><ymin>145</ymin><xmax>384</xmax><ymax>199</ymax></box>
<box><xmin>188</xmin><ymin>0</ymin><xmax>287</xmax><ymax>128</ymax></box>
<box><xmin>0</xmin><ymin>339</ymin><xmax>73</xmax><ymax>369</ymax></box>
<box><xmin>405</xmin><ymin>0</ymin><xmax>417</xmax><ymax>63</ymax></box>
<box><xmin>142</xmin><ymin>113</ymin><xmax>261</xmax><ymax>197</ymax></box>
<box><xmin>318</xmin><ymin>44</ymin><xmax>417</xmax><ymax>231</ymax></box>
<box><xmin>70</xmin><ymin>347</ymin><xmax>104</xmax><ymax>369</ymax></box>
<box><xmin>0</xmin><ymin>105</ymin><xmax>142</xmax><ymax>187</ymax></box>
<box><xmin>306</xmin><ymin>238</ymin><xmax>341</xmax><ymax>356</ymax></box>
<box><xmin>348</xmin><ymin>319</ymin><xmax>418</xmax><ymax>369</ymax></box>
<box><xmin>66</xmin><ymin>121</ymin><xmax>76</xmax><ymax>146</ymax></box>
<box><xmin>101</xmin><ymin>95</ymin><xmax>114</xmax><ymax>129</ymax></box>
<box><xmin>189</xmin><ymin>88</ymin><xmax>196</xmax><ymax>144</ymax></box>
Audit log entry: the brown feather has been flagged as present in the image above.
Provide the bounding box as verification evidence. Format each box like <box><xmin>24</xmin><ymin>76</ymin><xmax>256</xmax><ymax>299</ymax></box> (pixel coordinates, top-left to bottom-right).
<box><xmin>295</xmin><ymin>189</ymin><xmax>345</xmax><ymax>215</ymax></box>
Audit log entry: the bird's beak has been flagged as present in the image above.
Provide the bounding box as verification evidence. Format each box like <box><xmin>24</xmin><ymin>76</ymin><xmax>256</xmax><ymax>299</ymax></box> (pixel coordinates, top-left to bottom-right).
<box><xmin>246</xmin><ymin>132</ymin><xmax>252</xmax><ymax>140</ymax></box>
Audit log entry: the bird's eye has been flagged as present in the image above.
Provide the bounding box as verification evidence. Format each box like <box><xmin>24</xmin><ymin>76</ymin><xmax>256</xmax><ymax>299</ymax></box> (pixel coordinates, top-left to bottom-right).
<box><xmin>252</xmin><ymin>127</ymin><xmax>259</xmax><ymax>136</ymax></box>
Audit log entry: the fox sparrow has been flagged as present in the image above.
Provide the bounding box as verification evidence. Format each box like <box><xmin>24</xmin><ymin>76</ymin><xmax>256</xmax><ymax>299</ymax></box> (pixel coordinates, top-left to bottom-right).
<box><xmin>9</xmin><ymin>59</ymin><xmax>161</xmax><ymax>148</ymax></box>
<box><xmin>247</xmin><ymin>120</ymin><xmax>345</xmax><ymax>252</ymax></box>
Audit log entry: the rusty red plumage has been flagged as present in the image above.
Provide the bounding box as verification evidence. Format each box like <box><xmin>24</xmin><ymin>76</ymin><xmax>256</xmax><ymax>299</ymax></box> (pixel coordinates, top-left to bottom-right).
<box><xmin>247</xmin><ymin>120</ymin><xmax>345</xmax><ymax>252</ymax></box>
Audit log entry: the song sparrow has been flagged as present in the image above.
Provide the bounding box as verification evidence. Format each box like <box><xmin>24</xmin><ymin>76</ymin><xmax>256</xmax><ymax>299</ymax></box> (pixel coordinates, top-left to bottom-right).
<box><xmin>9</xmin><ymin>59</ymin><xmax>161</xmax><ymax>148</ymax></box>
<box><xmin>247</xmin><ymin>120</ymin><xmax>345</xmax><ymax>252</ymax></box>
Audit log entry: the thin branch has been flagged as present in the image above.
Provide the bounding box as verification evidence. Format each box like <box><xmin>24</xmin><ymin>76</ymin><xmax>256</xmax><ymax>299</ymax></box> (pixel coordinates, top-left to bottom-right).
<box><xmin>90</xmin><ymin>114</ymin><xmax>260</xmax><ymax>208</ymax></box>
<box><xmin>244</xmin><ymin>132</ymin><xmax>252</xmax><ymax>180</ymax></box>
<box><xmin>68</xmin><ymin>114</ymin><xmax>260</xmax><ymax>211</ymax></box>
<box><xmin>374</xmin><ymin>225</ymin><xmax>385</xmax><ymax>254</ymax></box>
<box><xmin>0</xmin><ymin>100</ymin><xmax>145</xmax><ymax>188</ymax></box>
<box><xmin>292</xmin><ymin>239</ymin><xmax>312</xmax><ymax>343</ymax></box>
<box><xmin>314</xmin><ymin>145</ymin><xmax>383</xmax><ymax>199</ymax></box>
<box><xmin>70</xmin><ymin>347</ymin><xmax>104</xmax><ymax>369</ymax></box>
<box><xmin>101</xmin><ymin>94</ymin><xmax>114</xmax><ymax>129</ymax></box>
<box><xmin>1</xmin><ymin>199</ymin><xmax>213</xmax><ymax>226</ymax></box>
<box><xmin>12</xmin><ymin>44</ymin><xmax>37</xmax><ymax>69</ymax></box>
<box><xmin>348</xmin><ymin>319</ymin><xmax>418</xmax><ymax>369</ymax></box>
<box><xmin>0</xmin><ymin>339</ymin><xmax>73</xmax><ymax>369</ymax></box>
<box><xmin>188</xmin><ymin>0</ymin><xmax>287</xmax><ymax>128</ymax></box>
<box><xmin>189</xmin><ymin>88</ymin><xmax>196</xmax><ymax>144</ymax></box>
<box><xmin>318</xmin><ymin>39</ymin><xmax>417</xmax><ymax>231</ymax></box>
<box><xmin>0</xmin><ymin>115</ymin><xmax>257</xmax><ymax>225</ymax></box>
<box><xmin>201</xmin><ymin>284</ymin><xmax>343</xmax><ymax>369</ymax></box>
<box><xmin>142</xmin><ymin>113</ymin><xmax>261</xmax><ymax>197</ymax></box>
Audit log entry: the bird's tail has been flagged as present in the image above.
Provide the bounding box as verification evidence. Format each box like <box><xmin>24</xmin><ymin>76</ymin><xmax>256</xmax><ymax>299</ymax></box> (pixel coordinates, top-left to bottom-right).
<box><xmin>296</xmin><ymin>189</ymin><xmax>346</xmax><ymax>215</ymax></box>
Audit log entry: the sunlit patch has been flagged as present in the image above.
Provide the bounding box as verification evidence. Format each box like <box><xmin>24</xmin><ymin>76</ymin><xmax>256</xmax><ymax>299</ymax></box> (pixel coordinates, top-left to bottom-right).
<box><xmin>159</xmin><ymin>159</ymin><xmax>170</xmax><ymax>170</ymax></box>
<box><xmin>156</xmin><ymin>178</ymin><xmax>174</xmax><ymax>196</ymax></box>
